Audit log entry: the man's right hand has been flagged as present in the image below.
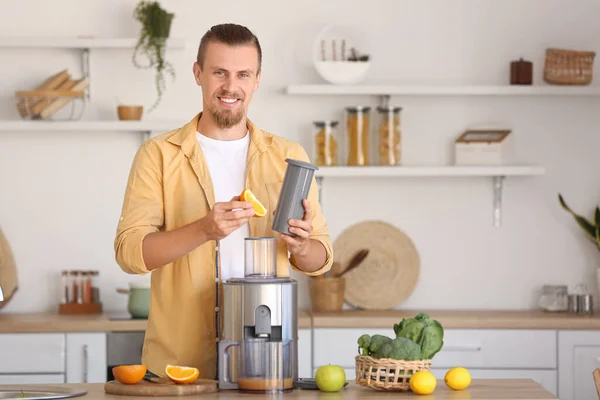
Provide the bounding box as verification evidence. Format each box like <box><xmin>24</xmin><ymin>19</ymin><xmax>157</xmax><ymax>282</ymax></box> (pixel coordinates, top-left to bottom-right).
<box><xmin>197</xmin><ymin>196</ymin><xmax>255</xmax><ymax>241</ymax></box>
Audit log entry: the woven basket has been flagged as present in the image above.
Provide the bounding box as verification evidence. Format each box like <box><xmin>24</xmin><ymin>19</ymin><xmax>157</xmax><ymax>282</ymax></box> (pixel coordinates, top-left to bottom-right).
<box><xmin>355</xmin><ymin>355</ymin><xmax>432</xmax><ymax>391</ymax></box>
<box><xmin>543</xmin><ymin>48</ymin><xmax>595</xmax><ymax>85</ymax></box>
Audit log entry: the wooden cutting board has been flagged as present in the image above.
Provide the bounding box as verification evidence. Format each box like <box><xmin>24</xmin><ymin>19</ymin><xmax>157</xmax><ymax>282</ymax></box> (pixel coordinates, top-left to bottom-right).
<box><xmin>104</xmin><ymin>377</ymin><xmax>218</xmax><ymax>396</ymax></box>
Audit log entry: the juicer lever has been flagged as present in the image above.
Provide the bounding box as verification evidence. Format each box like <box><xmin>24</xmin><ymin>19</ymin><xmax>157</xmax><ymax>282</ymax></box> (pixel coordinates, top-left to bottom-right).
<box><xmin>254</xmin><ymin>305</ymin><xmax>272</xmax><ymax>338</ymax></box>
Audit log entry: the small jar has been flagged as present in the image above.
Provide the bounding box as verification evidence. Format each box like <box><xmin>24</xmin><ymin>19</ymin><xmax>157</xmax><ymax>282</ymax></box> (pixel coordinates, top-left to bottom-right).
<box><xmin>538</xmin><ymin>285</ymin><xmax>568</xmax><ymax>312</ymax></box>
<box><xmin>345</xmin><ymin>106</ymin><xmax>371</xmax><ymax>166</ymax></box>
<box><xmin>376</xmin><ymin>106</ymin><xmax>402</xmax><ymax>165</ymax></box>
<box><xmin>313</xmin><ymin>121</ymin><xmax>339</xmax><ymax>166</ymax></box>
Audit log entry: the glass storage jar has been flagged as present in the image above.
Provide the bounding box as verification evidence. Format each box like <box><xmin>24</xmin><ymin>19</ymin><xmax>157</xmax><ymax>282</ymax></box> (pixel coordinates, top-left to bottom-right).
<box><xmin>313</xmin><ymin>120</ymin><xmax>339</xmax><ymax>166</ymax></box>
<box><xmin>538</xmin><ymin>284</ymin><xmax>568</xmax><ymax>312</ymax></box>
<box><xmin>376</xmin><ymin>106</ymin><xmax>402</xmax><ymax>165</ymax></box>
<box><xmin>345</xmin><ymin>106</ymin><xmax>371</xmax><ymax>166</ymax></box>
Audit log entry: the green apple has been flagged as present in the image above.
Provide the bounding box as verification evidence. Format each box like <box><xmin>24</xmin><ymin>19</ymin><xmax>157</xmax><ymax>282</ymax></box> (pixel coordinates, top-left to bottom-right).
<box><xmin>315</xmin><ymin>364</ymin><xmax>346</xmax><ymax>392</ymax></box>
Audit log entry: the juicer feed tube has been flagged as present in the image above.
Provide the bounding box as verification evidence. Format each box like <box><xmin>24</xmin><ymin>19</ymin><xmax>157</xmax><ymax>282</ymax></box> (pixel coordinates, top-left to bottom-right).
<box><xmin>272</xmin><ymin>158</ymin><xmax>319</xmax><ymax>236</ymax></box>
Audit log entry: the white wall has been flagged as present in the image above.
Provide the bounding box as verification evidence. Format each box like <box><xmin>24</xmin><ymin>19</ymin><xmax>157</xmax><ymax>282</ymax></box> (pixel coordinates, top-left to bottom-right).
<box><xmin>0</xmin><ymin>0</ymin><xmax>599</xmax><ymax>313</ymax></box>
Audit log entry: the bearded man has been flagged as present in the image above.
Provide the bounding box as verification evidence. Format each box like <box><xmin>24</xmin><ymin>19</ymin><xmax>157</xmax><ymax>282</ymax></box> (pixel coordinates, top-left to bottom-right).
<box><xmin>114</xmin><ymin>23</ymin><xmax>333</xmax><ymax>380</ymax></box>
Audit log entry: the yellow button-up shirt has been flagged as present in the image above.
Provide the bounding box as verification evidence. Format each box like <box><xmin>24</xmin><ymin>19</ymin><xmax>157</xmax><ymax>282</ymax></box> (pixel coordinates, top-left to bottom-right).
<box><xmin>114</xmin><ymin>112</ymin><xmax>333</xmax><ymax>379</ymax></box>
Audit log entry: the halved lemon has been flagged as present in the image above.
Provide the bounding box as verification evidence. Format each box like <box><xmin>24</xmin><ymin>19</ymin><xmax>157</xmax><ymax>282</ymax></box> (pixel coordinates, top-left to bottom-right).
<box><xmin>165</xmin><ymin>364</ymin><xmax>199</xmax><ymax>384</ymax></box>
<box><xmin>240</xmin><ymin>188</ymin><xmax>267</xmax><ymax>217</ymax></box>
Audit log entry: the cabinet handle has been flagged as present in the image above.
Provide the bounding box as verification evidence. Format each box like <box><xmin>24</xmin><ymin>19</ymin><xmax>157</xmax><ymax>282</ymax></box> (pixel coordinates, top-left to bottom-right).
<box><xmin>83</xmin><ymin>344</ymin><xmax>89</xmax><ymax>383</ymax></box>
<box><xmin>443</xmin><ymin>345</ymin><xmax>482</xmax><ymax>352</ymax></box>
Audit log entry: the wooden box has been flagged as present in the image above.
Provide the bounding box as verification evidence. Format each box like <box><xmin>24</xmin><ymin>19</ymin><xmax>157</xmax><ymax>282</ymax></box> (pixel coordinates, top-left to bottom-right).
<box><xmin>454</xmin><ymin>130</ymin><xmax>512</xmax><ymax>166</ymax></box>
<box><xmin>59</xmin><ymin>302</ymin><xmax>103</xmax><ymax>315</ymax></box>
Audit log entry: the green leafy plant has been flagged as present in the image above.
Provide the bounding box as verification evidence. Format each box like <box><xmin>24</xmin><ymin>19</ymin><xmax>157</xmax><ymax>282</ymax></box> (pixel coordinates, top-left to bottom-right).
<box><xmin>132</xmin><ymin>0</ymin><xmax>175</xmax><ymax>112</ymax></box>
<box><xmin>558</xmin><ymin>193</ymin><xmax>600</xmax><ymax>250</ymax></box>
<box><xmin>357</xmin><ymin>312</ymin><xmax>444</xmax><ymax>361</ymax></box>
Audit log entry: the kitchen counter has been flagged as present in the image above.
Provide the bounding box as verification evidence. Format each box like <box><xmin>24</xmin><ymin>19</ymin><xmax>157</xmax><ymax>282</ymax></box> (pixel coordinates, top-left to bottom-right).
<box><xmin>0</xmin><ymin>380</ymin><xmax>557</xmax><ymax>399</ymax></box>
<box><xmin>0</xmin><ymin>310</ymin><xmax>312</xmax><ymax>333</ymax></box>
<box><xmin>0</xmin><ymin>308</ymin><xmax>597</xmax><ymax>333</ymax></box>
<box><xmin>309</xmin><ymin>309</ymin><xmax>600</xmax><ymax>330</ymax></box>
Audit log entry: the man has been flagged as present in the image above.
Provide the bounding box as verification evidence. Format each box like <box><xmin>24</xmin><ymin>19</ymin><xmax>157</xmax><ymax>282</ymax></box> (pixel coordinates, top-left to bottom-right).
<box><xmin>114</xmin><ymin>23</ymin><xmax>333</xmax><ymax>380</ymax></box>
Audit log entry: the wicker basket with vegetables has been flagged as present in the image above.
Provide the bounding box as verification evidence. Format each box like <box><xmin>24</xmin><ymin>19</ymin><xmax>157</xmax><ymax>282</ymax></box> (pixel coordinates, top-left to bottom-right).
<box><xmin>355</xmin><ymin>312</ymin><xmax>444</xmax><ymax>391</ymax></box>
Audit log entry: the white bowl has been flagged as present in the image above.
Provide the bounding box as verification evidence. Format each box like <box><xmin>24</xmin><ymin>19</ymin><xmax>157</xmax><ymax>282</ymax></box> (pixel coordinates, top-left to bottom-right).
<box><xmin>314</xmin><ymin>61</ymin><xmax>371</xmax><ymax>84</ymax></box>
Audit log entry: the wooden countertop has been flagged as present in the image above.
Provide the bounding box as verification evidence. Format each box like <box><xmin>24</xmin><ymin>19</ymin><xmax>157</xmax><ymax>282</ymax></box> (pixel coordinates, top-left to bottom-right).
<box><xmin>0</xmin><ymin>310</ymin><xmax>312</xmax><ymax>333</ymax></box>
<box><xmin>309</xmin><ymin>309</ymin><xmax>600</xmax><ymax>330</ymax></box>
<box><xmin>0</xmin><ymin>380</ymin><xmax>557</xmax><ymax>399</ymax></box>
<box><xmin>0</xmin><ymin>308</ymin><xmax>598</xmax><ymax>333</ymax></box>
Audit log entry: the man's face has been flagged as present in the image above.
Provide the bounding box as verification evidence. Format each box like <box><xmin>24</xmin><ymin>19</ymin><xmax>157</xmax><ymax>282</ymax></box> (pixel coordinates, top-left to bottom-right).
<box><xmin>193</xmin><ymin>41</ymin><xmax>261</xmax><ymax>129</ymax></box>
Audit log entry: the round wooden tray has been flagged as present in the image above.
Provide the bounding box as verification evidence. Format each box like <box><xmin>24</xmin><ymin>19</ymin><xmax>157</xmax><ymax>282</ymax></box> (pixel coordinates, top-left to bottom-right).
<box><xmin>333</xmin><ymin>220</ymin><xmax>420</xmax><ymax>310</ymax></box>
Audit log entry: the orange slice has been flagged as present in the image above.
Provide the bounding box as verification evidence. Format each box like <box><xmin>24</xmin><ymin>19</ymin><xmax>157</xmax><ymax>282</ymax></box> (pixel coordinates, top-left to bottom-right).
<box><xmin>165</xmin><ymin>364</ymin><xmax>200</xmax><ymax>384</ymax></box>
<box><xmin>240</xmin><ymin>188</ymin><xmax>267</xmax><ymax>217</ymax></box>
<box><xmin>112</xmin><ymin>364</ymin><xmax>146</xmax><ymax>384</ymax></box>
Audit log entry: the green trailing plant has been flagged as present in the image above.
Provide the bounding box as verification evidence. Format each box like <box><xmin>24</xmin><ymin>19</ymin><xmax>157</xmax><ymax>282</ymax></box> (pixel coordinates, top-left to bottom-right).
<box><xmin>132</xmin><ymin>0</ymin><xmax>175</xmax><ymax>111</ymax></box>
<box><xmin>558</xmin><ymin>193</ymin><xmax>600</xmax><ymax>250</ymax></box>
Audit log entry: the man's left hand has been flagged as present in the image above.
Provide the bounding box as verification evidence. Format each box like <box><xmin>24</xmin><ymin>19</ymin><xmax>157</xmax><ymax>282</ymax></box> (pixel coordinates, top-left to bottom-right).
<box><xmin>279</xmin><ymin>199</ymin><xmax>312</xmax><ymax>256</ymax></box>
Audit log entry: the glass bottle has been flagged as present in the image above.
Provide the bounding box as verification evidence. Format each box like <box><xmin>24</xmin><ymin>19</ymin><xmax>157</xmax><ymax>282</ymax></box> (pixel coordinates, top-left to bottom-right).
<box><xmin>60</xmin><ymin>270</ymin><xmax>68</xmax><ymax>304</ymax></box>
<box><xmin>345</xmin><ymin>106</ymin><xmax>371</xmax><ymax>166</ymax></box>
<box><xmin>313</xmin><ymin>120</ymin><xmax>339</xmax><ymax>166</ymax></box>
<box><xmin>91</xmin><ymin>270</ymin><xmax>100</xmax><ymax>304</ymax></box>
<box><xmin>70</xmin><ymin>270</ymin><xmax>78</xmax><ymax>304</ymax></box>
<box><xmin>376</xmin><ymin>106</ymin><xmax>402</xmax><ymax>165</ymax></box>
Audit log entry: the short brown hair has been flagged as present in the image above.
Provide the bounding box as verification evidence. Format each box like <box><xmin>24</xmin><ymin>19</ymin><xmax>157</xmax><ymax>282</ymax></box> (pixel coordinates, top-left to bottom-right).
<box><xmin>197</xmin><ymin>23</ymin><xmax>262</xmax><ymax>73</ymax></box>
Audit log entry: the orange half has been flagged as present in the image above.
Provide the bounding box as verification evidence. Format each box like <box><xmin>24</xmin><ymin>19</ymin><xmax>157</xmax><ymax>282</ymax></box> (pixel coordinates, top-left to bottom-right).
<box><xmin>112</xmin><ymin>364</ymin><xmax>146</xmax><ymax>384</ymax></box>
<box><xmin>165</xmin><ymin>364</ymin><xmax>199</xmax><ymax>384</ymax></box>
<box><xmin>240</xmin><ymin>189</ymin><xmax>267</xmax><ymax>217</ymax></box>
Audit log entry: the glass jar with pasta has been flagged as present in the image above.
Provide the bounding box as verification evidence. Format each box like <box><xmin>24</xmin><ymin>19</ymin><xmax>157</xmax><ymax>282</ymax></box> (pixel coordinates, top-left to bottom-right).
<box><xmin>376</xmin><ymin>106</ymin><xmax>402</xmax><ymax>165</ymax></box>
<box><xmin>345</xmin><ymin>106</ymin><xmax>371</xmax><ymax>166</ymax></box>
<box><xmin>313</xmin><ymin>120</ymin><xmax>339</xmax><ymax>166</ymax></box>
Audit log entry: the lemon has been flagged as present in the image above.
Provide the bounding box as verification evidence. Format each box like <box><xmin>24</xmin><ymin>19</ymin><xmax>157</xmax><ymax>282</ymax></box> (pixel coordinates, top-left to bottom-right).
<box><xmin>444</xmin><ymin>367</ymin><xmax>471</xmax><ymax>390</ymax></box>
<box><xmin>409</xmin><ymin>371</ymin><xmax>436</xmax><ymax>395</ymax></box>
<box><xmin>315</xmin><ymin>364</ymin><xmax>346</xmax><ymax>392</ymax></box>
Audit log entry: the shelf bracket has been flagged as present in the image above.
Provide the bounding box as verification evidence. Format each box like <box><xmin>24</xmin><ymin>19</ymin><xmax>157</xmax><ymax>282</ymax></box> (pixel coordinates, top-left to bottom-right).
<box><xmin>316</xmin><ymin>176</ymin><xmax>324</xmax><ymax>210</ymax></box>
<box><xmin>81</xmin><ymin>48</ymin><xmax>91</xmax><ymax>100</ymax></box>
<box><xmin>493</xmin><ymin>175</ymin><xmax>505</xmax><ymax>227</ymax></box>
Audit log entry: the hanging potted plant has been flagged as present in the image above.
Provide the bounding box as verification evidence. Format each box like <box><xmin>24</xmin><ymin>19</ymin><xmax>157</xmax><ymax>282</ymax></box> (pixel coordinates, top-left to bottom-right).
<box><xmin>132</xmin><ymin>0</ymin><xmax>176</xmax><ymax>112</ymax></box>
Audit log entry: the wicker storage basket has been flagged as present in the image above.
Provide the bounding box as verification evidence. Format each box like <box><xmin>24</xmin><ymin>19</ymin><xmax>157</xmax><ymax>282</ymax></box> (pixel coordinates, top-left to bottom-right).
<box><xmin>355</xmin><ymin>355</ymin><xmax>432</xmax><ymax>391</ymax></box>
<box><xmin>544</xmin><ymin>48</ymin><xmax>595</xmax><ymax>85</ymax></box>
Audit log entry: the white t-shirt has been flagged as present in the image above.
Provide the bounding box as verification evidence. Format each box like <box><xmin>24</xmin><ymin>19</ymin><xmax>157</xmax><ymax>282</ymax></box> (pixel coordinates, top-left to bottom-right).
<box><xmin>196</xmin><ymin>131</ymin><xmax>250</xmax><ymax>280</ymax></box>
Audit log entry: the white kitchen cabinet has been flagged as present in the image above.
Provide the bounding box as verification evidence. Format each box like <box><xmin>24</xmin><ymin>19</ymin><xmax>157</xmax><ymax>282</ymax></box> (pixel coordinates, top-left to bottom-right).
<box><xmin>0</xmin><ymin>374</ymin><xmax>65</xmax><ymax>384</ymax></box>
<box><xmin>0</xmin><ymin>333</ymin><xmax>65</xmax><ymax>374</ymax></box>
<box><xmin>66</xmin><ymin>333</ymin><xmax>107</xmax><ymax>383</ymax></box>
<box><xmin>312</xmin><ymin>327</ymin><xmax>558</xmax><ymax>395</ymax></box>
<box><xmin>298</xmin><ymin>329</ymin><xmax>312</xmax><ymax>379</ymax></box>
<box><xmin>558</xmin><ymin>330</ymin><xmax>600</xmax><ymax>400</ymax></box>
<box><xmin>313</xmin><ymin>328</ymin><xmax>556</xmax><ymax>370</ymax></box>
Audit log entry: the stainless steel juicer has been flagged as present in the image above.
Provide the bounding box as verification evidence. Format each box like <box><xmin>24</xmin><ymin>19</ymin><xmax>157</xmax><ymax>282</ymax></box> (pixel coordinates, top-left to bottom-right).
<box><xmin>218</xmin><ymin>237</ymin><xmax>298</xmax><ymax>393</ymax></box>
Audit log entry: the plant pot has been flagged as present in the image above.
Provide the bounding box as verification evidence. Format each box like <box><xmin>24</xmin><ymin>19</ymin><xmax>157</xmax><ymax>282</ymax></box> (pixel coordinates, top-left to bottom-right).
<box><xmin>151</xmin><ymin>12</ymin><xmax>173</xmax><ymax>38</ymax></box>
<box><xmin>117</xmin><ymin>105</ymin><xmax>143</xmax><ymax>121</ymax></box>
<box><xmin>117</xmin><ymin>282</ymin><xmax>150</xmax><ymax>319</ymax></box>
<box><xmin>309</xmin><ymin>277</ymin><xmax>345</xmax><ymax>312</ymax></box>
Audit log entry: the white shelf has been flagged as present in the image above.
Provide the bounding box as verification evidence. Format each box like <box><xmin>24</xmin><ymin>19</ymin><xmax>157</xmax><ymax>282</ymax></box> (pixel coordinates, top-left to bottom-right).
<box><xmin>0</xmin><ymin>37</ymin><xmax>186</xmax><ymax>49</ymax></box>
<box><xmin>314</xmin><ymin>165</ymin><xmax>545</xmax><ymax>178</ymax></box>
<box><xmin>286</xmin><ymin>84</ymin><xmax>600</xmax><ymax>97</ymax></box>
<box><xmin>0</xmin><ymin>120</ymin><xmax>182</xmax><ymax>133</ymax></box>
<box><xmin>314</xmin><ymin>165</ymin><xmax>545</xmax><ymax>227</ymax></box>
